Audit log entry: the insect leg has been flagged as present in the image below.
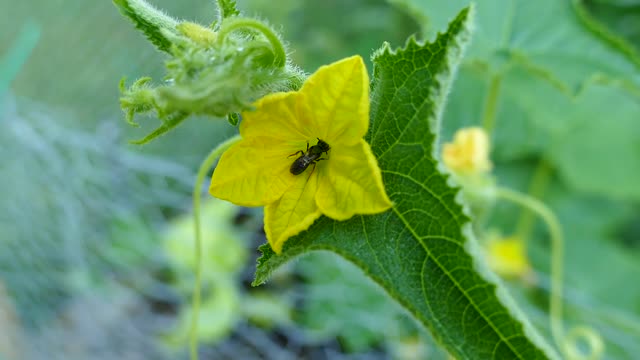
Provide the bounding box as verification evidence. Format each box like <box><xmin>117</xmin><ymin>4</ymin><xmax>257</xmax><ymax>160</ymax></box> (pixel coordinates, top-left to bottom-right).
<box><xmin>308</xmin><ymin>158</ymin><xmax>328</xmax><ymax>178</ymax></box>
<box><xmin>288</xmin><ymin>150</ymin><xmax>305</xmax><ymax>158</ymax></box>
<box><xmin>307</xmin><ymin>161</ymin><xmax>317</xmax><ymax>179</ymax></box>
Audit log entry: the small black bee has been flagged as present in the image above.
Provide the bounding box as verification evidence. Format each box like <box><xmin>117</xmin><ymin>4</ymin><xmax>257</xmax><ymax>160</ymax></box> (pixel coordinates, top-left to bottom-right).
<box><xmin>289</xmin><ymin>138</ymin><xmax>331</xmax><ymax>175</ymax></box>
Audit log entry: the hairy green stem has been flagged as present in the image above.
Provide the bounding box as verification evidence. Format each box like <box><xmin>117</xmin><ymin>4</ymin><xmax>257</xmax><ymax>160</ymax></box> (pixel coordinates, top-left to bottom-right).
<box><xmin>190</xmin><ymin>135</ymin><xmax>242</xmax><ymax>360</ymax></box>
<box><xmin>216</xmin><ymin>0</ymin><xmax>240</xmax><ymax>19</ymax></box>
<box><xmin>494</xmin><ymin>187</ymin><xmax>603</xmax><ymax>360</ymax></box>
<box><xmin>217</xmin><ymin>18</ymin><xmax>286</xmax><ymax>68</ymax></box>
<box><xmin>112</xmin><ymin>0</ymin><xmax>178</xmax><ymax>53</ymax></box>
<box><xmin>481</xmin><ymin>74</ymin><xmax>502</xmax><ymax>133</ymax></box>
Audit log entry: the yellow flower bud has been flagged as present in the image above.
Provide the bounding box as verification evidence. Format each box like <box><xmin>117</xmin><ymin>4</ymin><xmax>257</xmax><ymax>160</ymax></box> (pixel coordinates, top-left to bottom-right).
<box><xmin>176</xmin><ymin>22</ymin><xmax>217</xmax><ymax>46</ymax></box>
<box><xmin>485</xmin><ymin>236</ymin><xmax>533</xmax><ymax>280</ymax></box>
<box><xmin>442</xmin><ymin>127</ymin><xmax>492</xmax><ymax>175</ymax></box>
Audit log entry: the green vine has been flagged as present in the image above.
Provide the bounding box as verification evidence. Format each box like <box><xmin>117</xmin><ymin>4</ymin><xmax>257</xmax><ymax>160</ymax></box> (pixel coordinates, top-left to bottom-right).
<box><xmin>494</xmin><ymin>187</ymin><xmax>604</xmax><ymax>360</ymax></box>
<box><xmin>514</xmin><ymin>158</ymin><xmax>553</xmax><ymax>243</ymax></box>
<box><xmin>216</xmin><ymin>18</ymin><xmax>287</xmax><ymax>69</ymax></box>
<box><xmin>189</xmin><ymin>135</ymin><xmax>242</xmax><ymax>360</ymax></box>
<box><xmin>481</xmin><ymin>73</ymin><xmax>503</xmax><ymax>133</ymax></box>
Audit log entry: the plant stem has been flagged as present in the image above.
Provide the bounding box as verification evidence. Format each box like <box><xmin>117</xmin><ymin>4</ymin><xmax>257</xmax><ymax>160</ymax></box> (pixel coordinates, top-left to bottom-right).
<box><xmin>515</xmin><ymin>158</ymin><xmax>552</xmax><ymax>243</ymax></box>
<box><xmin>494</xmin><ymin>187</ymin><xmax>603</xmax><ymax>360</ymax></box>
<box><xmin>190</xmin><ymin>135</ymin><xmax>241</xmax><ymax>360</ymax></box>
<box><xmin>481</xmin><ymin>74</ymin><xmax>502</xmax><ymax>133</ymax></box>
<box><xmin>217</xmin><ymin>18</ymin><xmax>287</xmax><ymax>68</ymax></box>
<box><xmin>494</xmin><ymin>187</ymin><xmax>564</xmax><ymax>353</ymax></box>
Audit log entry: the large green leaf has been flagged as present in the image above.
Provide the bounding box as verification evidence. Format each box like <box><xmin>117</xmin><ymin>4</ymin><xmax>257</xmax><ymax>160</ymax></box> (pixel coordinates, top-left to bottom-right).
<box><xmin>399</xmin><ymin>0</ymin><xmax>640</xmax><ymax>200</ymax></box>
<box><xmin>520</xmin><ymin>77</ymin><xmax>640</xmax><ymax>200</ymax></box>
<box><xmin>395</xmin><ymin>0</ymin><xmax>640</xmax><ymax>91</ymax></box>
<box><xmin>584</xmin><ymin>0</ymin><xmax>640</xmax><ymax>49</ymax></box>
<box><xmin>485</xmin><ymin>64</ymin><xmax>640</xmax><ymax>200</ymax></box>
<box><xmin>254</xmin><ymin>8</ymin><xmax>557</xmax><ymax>359</ymax></box>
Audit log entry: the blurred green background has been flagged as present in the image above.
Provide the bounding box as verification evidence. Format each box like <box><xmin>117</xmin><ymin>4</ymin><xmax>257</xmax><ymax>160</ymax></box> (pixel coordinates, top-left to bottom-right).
<box><xmin>1</xmin><ymin>0</ymin><xmax>639</xmax><ymax>359</ymax></box>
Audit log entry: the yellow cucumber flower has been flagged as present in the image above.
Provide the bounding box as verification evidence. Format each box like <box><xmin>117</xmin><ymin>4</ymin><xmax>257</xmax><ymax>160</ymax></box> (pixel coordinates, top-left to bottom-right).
<box><xmin>442</xmin><ymin>126</ymin><xmax>492</xmax><ymax>175</ymax></box>
<box><xmin>209</xmin><ymin>56</ymin><xmax>392</xmax><ymax>253</ymax></box>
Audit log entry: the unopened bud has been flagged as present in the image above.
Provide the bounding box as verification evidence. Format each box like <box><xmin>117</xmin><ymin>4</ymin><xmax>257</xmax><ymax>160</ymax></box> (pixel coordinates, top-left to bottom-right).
<box><xmin>442</xmin><ymin>127</ymin><xmax>492</xmax><ymax>175</ymax></box>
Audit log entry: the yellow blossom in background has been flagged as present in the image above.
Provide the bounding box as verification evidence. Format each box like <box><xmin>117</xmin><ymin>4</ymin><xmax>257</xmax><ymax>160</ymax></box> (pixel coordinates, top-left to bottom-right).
<box><xmin>209</xmin><ymin>56</ymin><xmax>392</xmax><ymax>253</ymax></box>
<box><xmin>442</xmin><ymin>127</ymin><xmax>492</xmax><ymax>175</ymax></box>
<box><xmin>485</xmin><ymin>236</ymin><xmax>533</xmax><ymax>280</ymax></box>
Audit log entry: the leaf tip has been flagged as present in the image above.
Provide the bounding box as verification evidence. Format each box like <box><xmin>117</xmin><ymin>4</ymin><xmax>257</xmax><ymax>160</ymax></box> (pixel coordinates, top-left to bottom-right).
<box><xmin>125</xmin><ymin>109</ymin><xmax>140</xmax><ymax>127</ymax></box>
<box><xmin>252</xmin><ymin>242</ymin><xmax>276</xmax><ymax>286</ymax></box>
<box><xmin>118</xmin><ymin>76</ymin><xmax>127</xmax><ymax>92</ymax></box>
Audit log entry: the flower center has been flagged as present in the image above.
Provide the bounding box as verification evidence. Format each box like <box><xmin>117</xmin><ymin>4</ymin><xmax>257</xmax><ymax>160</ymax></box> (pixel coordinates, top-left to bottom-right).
<box><xmin>288</xmin><ymin>138</ymin><xmax>331</xmax><ymax>176</ymax></box>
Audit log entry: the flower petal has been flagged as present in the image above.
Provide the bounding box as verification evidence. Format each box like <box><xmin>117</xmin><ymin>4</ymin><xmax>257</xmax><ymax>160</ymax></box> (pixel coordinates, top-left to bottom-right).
<box><xmin>240</xmin><ymin>91</ymin><xmax>313</xmax><ymax>142</ymax></box>
<box><xmin>264</xmin><ymin>172</ymin><xmax>322</xmax><ymax>254</ymax></box>
<box><xmin>209</xmin><ymin>137</ymin><xmax>298</xmax><ymax>206</ymax></box>
<box><xmin>300</xmin><ymin>56</ymin><xmax>369</xmax><ymax>145</ymax></box>
<box><xmin>316</xmin><ymin>139</ymin><xmax>392</xmax><ymax>220</ymax></box>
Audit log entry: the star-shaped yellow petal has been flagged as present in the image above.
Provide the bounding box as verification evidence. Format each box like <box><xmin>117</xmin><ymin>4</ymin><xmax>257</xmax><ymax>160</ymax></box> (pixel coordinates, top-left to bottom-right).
<box><xmin>316</xmin><ymin>139</ymin><xmax>391</xmax><ymax>220</ymax></box>
<box><xmin>210</xmin><ymin>55</ymin><xmax>392</xmax><ymax>253</ymax></box>
<box><xmin>264</xmin><ymin>173</ymin><xmax>322</xmax><ymax>253</ymax></box>
<box><xmin>300</xmin><ymin>56</ymin><xmax>369</xmax><ymax>145</ymax></box>
<box><xmin>209</xmin><ymin>136</ymin><xmax>298</xmax><ymax>206</ymax></box>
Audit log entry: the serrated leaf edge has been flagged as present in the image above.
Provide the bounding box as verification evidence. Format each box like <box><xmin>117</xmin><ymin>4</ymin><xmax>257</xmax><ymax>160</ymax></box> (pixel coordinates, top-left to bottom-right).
<box><xmin>255</xmin><ymin>5</ymin><xmax>560</xmax><ymax>359</ymax></box>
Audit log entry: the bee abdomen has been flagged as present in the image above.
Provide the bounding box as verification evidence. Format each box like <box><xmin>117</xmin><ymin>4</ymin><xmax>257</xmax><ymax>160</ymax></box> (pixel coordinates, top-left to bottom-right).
<box><xmin>290</xmin><ymin>156</ymin><xmax>312</xmax><ymax>175</ymax></box>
